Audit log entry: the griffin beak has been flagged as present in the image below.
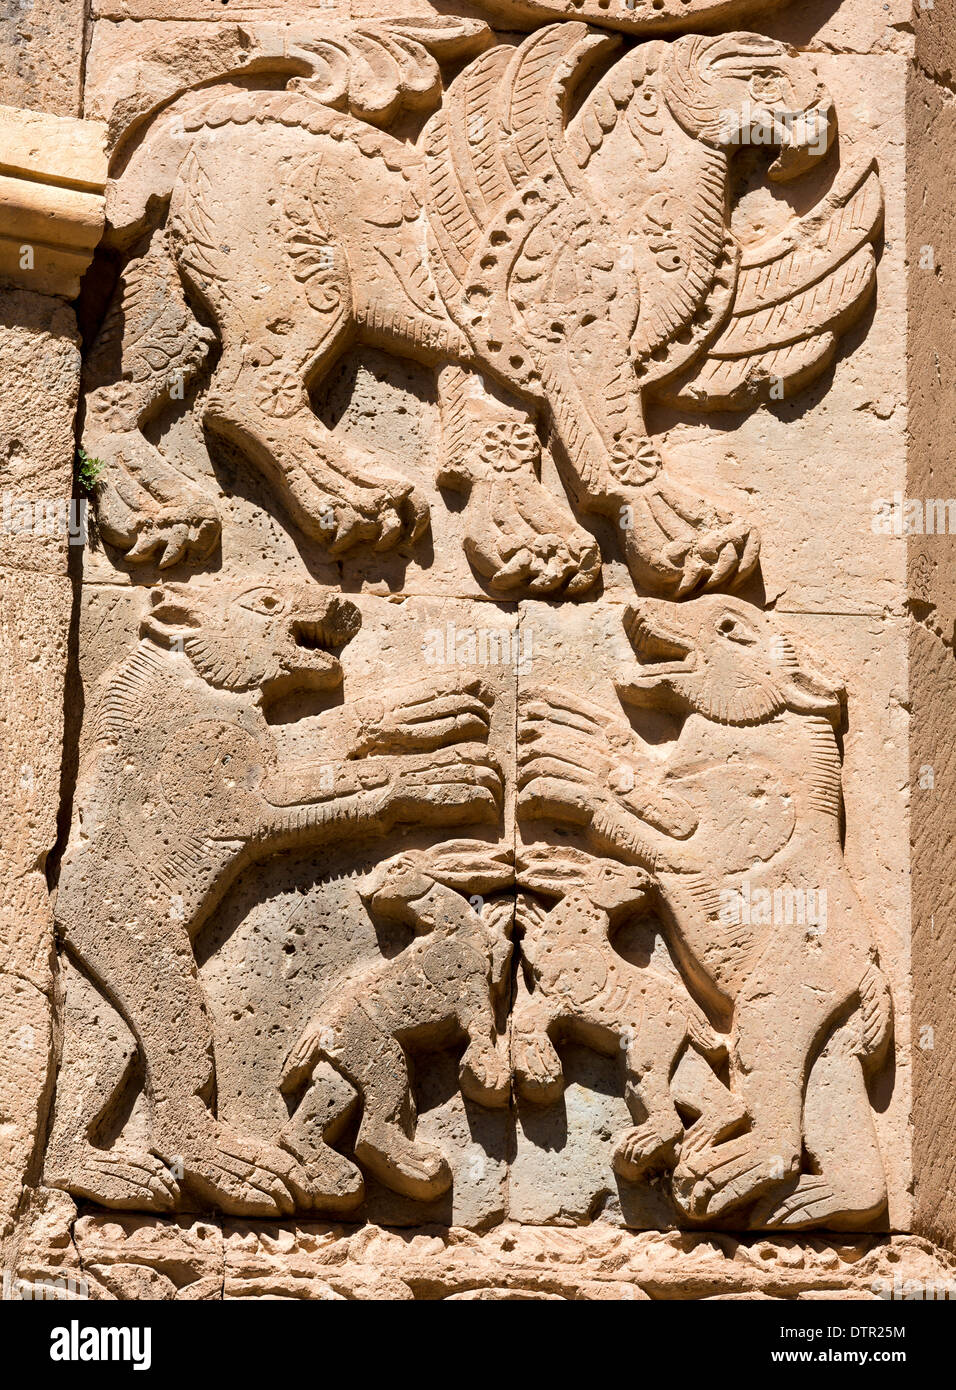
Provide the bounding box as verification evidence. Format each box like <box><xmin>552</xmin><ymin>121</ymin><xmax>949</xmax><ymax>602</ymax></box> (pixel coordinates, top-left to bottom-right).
<box><xmin>767</xmin><ymin>89</ymin><xmax>835</xmax><ymax>182</ymax></box>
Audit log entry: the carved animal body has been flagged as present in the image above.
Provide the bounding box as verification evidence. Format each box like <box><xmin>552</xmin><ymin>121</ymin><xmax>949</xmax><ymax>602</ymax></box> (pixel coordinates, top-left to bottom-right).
<box><xmin>517</xmin><ymin>596</ymin><xmax>893</xmax><ymax>1228</ymax></box>
<box><xmin>511</xmin><ymin>853</ymin><xmax>741</xmax><ymax>1183</ymax></box>
<box><xmin>86</xmin><ymin>22</ymin><xmax>879</xmax><ymax>598</ymax></box>
<box><xmin>48</xmin><ymin>581</ymin><xmax>502</xmax><ymax>1217</ymax></box>
<box><xmin>280</xmin><ymin>842</ymin><xmax>514</xmax><ymax>1206</ymax></box>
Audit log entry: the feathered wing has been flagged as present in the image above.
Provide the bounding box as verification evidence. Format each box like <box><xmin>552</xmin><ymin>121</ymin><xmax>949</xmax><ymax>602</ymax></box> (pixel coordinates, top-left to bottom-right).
<box><xmin>423</xmin><ymin>24</ymin><xmax>648</xmax><ymax>486</ymax></box>
<box><xmin>658</xmin><ymin>160</ymin><xmax>883</xmax><ymax>410</ymax></box>
<box><xmin>422</xmin><ymin>43</ymin><xmax>515</xmax><ymax>307</ymax></box>
<box><xmin>422</xmin><ymin>23</ymin><xmax>619</xmax><ymax>321</ymax></box>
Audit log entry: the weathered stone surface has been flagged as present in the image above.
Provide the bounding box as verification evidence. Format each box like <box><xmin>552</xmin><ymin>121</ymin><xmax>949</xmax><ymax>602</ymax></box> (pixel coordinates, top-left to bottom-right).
<box><xmin>14</xmin><ymin>1205</ymin><xmax>956</xmax><ymax>1300</ymax></box>
<box><xmin>0</xmin><ymin>105</ymin><xmax>107</xmax><ymax>298</ymax></box>
<box><xmin>908</xmin><ymin>9</ymin><xmax>956</xmax><ymax>1258</ymax></box>
<box><xmin>3</xmin><ymin>0</ymin><xmax>956</xmax><ymax>1303</ymax></box>
<box><xmin>0</xmin><ymin>0</ymin><xmax>86</xmax><ymax>119</ymax></box>
<box><xmin>0</xmin><ymin>292</ymin><xmax>80</xmax><ymax>1242</ymax></box>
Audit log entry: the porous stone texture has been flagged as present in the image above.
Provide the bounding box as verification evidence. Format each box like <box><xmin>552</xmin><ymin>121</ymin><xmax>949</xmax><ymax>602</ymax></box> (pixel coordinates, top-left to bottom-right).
<box><xmin>908</xmin><ymin>3</ymin><xmax>956</xmax><ymax>1257</ymax></box>
<box><xmin>0</xmin><ymin>292</ymin><xmax>80</xmax><ymax>1243</ymax></box>
<box><xmin>0</xmin><ymin>106</ymin><xmax>106</xmax><ymax>1254</ymax></box>
<box><xmin>3</xmin><ymin>0</ymin><xmax>956</xmax><ymax>1301</ymax></box>
<box><xmin>0</xmin><ymin>0</ymin><xmax>86</xmax><ymax>119</ymax></box>
<box><xmin>13</xmin><ymin>1203</ymin><xmax>956</xmax><ymax>1300</ymax></box>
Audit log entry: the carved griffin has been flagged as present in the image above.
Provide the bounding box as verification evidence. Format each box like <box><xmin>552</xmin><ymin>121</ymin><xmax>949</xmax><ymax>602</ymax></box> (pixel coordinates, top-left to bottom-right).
<box><xmin>85</xmin><ymin>20</ymin><xmax>880</xmax><ymax>599</ymax></box>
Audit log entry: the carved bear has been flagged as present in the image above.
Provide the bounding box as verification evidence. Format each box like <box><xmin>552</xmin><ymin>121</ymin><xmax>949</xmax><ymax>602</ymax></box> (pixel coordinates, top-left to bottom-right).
<box><xmin>48</xmin><ymin>581</ymin><xmax>501</xmax><ymax>1217</ymax></box>
<box><xmin>518</xmin><ymin>596</ymin><xmax>893</xmax><ymax>1228</ymax></box>
<box><xmin>280</xmin><ymin>841</ymin><xmax>513</xmax><ymax>1206</ymax></box>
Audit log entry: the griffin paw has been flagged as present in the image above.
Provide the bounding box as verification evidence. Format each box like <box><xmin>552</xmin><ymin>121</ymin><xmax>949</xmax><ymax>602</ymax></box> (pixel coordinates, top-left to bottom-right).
<box><xmin>95</xmin><ymin>470</ymin><xmax>221</xmax><ymax>570</ymax></box>
<box><xmin>613</xmin><ymin>447</ymin><xmax>759</xmax><ymax>597</ymax></box>
<box><xmin>308</xmin><ymin>479</ymin><xmax>429</xmax><ymax>557</ymax></box>
<box><xmin>451</xmin><ymin>421</ymin><xmax>602</xmax><ymax>597</ymax></box>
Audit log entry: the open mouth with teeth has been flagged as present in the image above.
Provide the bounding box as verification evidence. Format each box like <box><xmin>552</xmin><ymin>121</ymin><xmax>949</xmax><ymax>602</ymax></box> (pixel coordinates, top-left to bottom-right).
<box><xmin>292</xmin><ymin>620</ymin><xmax>342</xmax><ymax>655</ymax></box>
<box><xmin>623</xmin><ymin>604</ymin><xmax>698</xmax><ymax>684</ymax></box>
<box><xmin>282</xmin><ymin>598</ymin><xmax>362</xmax><ymax>684</ymax></box>
<box><xmin>294</xmin><ymin>596</ymin><xmax>361</xmax><ymax>651</ymax></box>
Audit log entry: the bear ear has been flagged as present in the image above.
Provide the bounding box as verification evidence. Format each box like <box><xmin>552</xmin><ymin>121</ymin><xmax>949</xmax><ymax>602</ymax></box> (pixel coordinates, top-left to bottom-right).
<box><xmin>141</xmin><ymin>583</ymin><xmax>203</xmax><ymax>642</ymax></box>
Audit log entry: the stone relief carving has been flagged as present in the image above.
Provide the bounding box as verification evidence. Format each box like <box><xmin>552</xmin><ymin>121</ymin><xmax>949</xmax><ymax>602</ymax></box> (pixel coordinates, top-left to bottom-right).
<box><xmin>280</xmin><ymin>841</ymin><xmax>514</xmax><ymax>1207</ymax></box>
<box><xmin>511</xmin><ymin>848</ymin><xmax>739</xmax><ymax>1186</ymax></box>
<box><xmin>46</xmin><ymin>4</ymin><xmax>896</xmax><ymax>1240</ymax></box>
<box><xmin>517</xmin><ymin>596</ymin><xmax>893</xmax><ymax>1228</ymax></box>
<box><xmin>82</xmin><ymin>19</ymin><xmax>879</xmax><ymax>596</ymax></box>
<box><xmin>49</xmin><ymin>581</ymin><xmax>502</xmax><ymax>1216</ymax></box>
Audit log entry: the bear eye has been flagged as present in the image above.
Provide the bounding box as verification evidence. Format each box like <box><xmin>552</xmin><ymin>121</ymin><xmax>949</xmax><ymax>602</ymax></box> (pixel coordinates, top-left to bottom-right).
<box><xmin>718</xmin><ymin>613</ymin><xmax>756</xmax><ymax>645</ymax></box>
<box><xmin>239</xmin><ymin>588</ymin><xmax>285</xmax><ymax>617</ymax></box>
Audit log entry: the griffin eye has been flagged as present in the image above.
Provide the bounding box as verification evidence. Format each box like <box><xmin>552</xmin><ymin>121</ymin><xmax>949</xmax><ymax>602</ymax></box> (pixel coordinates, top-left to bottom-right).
<box><xmin>750</xmin><ymin>73</ymin><xmax>783</xmax><ymax>103</ymax></box>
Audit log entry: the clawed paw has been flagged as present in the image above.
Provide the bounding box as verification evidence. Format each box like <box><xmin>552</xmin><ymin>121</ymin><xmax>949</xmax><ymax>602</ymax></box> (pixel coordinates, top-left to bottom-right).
<box><xmin>169</xmin><ymin>1126</ymin><xmax>316</xmax><ymax>1216</ymax></box>
<box><xmin>672</xmin><ymin>1131</ymin><xmax>799</xmax><ymax>1220</ymax></box>
<box><xmin>617</xmin><ymin>465</ymin><xmax>760</xmax><ymax>598</ymax></box>
<box><xmin>95</xmin><ymin>477</ymin><xmax>221</xmax><ymax>569</ymax></box>
<box><xmin>355</xmin><ymin>675</ymin><xmax>494</xmax><ymax>756</ymax></box>
<box><xmin>658</xmin><ymin>518</ymin><xmax>759</xmax><ymax>598</ymax></box>
<box><xmin>467</xmin><ymin>529</ymin><xmax>602</xmax><ymax>598</ymax></box>
<box><xmin>460</xmin><ymin>1042</ymin><xmax>511</xmax><ymax>1108</ymax></box>
<box><xmin>449</xmin><ymin>420</ymin><xmax>602</xmax><ymax>597</ymax></box>
<box><xmin>512</xmin><ymin>1032</ymin><xmax>564</xmax><ymax>1106</ymax></box>
<box><xmin>53</xmin><ymin>1147</ymin><xmax>181</xmax><ymax>1212</ymax></box>
<box><xmin>394</xmin><ymin>744</ymin><xmax>504</xmax><ymax>822</ymax></box>
<box><xmin>308</xmin><ymin>478</ymin><xmax>429</xmax><ymax>557</ymax></box>
<box><xmin>612</xmin><ymin>1120</ymin><xmax>682</xmax><ymax>1181</ymax></box>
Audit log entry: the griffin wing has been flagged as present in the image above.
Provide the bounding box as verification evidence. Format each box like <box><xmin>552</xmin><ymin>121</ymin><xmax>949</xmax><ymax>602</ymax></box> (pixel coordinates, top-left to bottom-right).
<box><xmin>658</xmin><ymin>160</ymin><xmax>883</xmax><ymax>410</ymax></box>
<box><xmin>422</xmin><ymin>23</ymin><xmax>620</xmax><ymax>315</ymax></box>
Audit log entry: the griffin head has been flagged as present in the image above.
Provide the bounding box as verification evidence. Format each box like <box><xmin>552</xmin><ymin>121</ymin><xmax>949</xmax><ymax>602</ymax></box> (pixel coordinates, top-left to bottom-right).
<box><xmin>617</xmin><ymin>596</ymin><xmax>845</xmax><ymax>726</ymax></box>
<box><xmin>143</xmin><ymin>581</ymin><xmax>362</xmax><ymax>702</ymax></box>
<box><xmin>664</xmin><ymin>32</ymin><xmax>834</xmax><ymax>181</ymax></box>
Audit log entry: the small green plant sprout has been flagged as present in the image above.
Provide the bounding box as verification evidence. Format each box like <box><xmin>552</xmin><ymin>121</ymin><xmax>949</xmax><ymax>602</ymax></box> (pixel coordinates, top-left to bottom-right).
<box><xmin>76</xmin><ymin>446</ymin><xmax>106</xmax><ymax>494</ymax></box>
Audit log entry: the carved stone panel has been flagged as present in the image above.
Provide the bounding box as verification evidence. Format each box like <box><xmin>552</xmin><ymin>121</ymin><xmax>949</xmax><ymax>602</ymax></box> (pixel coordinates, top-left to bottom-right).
<box><xmin>4</xmin><ymin>0</ymin><xmax>934</xmax><ymax>1295</ymax></box>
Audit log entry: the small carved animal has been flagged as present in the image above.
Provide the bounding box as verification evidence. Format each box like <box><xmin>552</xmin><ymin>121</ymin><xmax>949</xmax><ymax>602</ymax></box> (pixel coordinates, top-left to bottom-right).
<box><xmin>518</xmin><ymin>596</ymin><xmax>892</xmax><ymax>1228</ymax></box>
<box><xmin>512</xmin><ymin>848</ymin><xmax>739</xmax><ymax>1182</ymax></box>
<box><xmin>279</xmin><ymin>841</ymin><xmax>513</xmax><ymax>1205</ymax></box>
<box><xmin>48</xmin><ymin>581</ymin><xmax>502</xmax><ymax>1217</ymax></box>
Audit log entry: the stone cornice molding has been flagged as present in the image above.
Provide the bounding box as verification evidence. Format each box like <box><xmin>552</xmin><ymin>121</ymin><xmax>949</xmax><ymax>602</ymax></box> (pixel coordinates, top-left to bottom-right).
<box><xmin>0</xmin><ymin>105</ymin><xmax>107</xmax><ymax>299</ymax></box>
